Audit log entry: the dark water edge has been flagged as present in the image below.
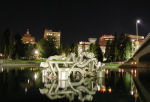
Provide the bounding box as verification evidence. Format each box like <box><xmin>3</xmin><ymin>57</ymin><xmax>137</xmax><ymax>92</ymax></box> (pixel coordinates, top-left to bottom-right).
<box><xmin>0</xmin><ymin>67</ymin><xmax>149</xmax><ymax>102</ymax></box>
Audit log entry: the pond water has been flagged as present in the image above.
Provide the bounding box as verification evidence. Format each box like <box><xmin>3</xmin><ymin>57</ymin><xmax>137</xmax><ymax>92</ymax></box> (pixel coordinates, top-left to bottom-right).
<box><xmin>0</xmin><ymin>66</ymin><xmax>149</xmax><ymax>102</ymax></box>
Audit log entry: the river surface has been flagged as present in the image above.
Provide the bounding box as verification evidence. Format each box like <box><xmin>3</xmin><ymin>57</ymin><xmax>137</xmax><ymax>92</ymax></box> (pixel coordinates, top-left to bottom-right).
<box><xmin>0</xmin><ymin>66</ymin><xmax>149</xmax><ymax>102</ymax></box>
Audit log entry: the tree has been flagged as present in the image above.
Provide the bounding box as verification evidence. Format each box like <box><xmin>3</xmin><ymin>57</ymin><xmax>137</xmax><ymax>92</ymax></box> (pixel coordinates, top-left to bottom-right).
<box><xmin>65</xmin><ymin>45</ymin><xmax>70</xmax><ymax>57</ymax></box>
<box><xmin>95</xmin><ymin>44</ymin><xmax>103</xmax><ymax>62</ymax></box>
<box><xmin>58</xmin><ymin>44</ymin><xmax>63</xmax><ymax>55</ymax></box>
<box><xmin>1</xmin><ymin>28</ymin><xmax>14</xmax><ymax>59</ymax></box>
<box><xmin>118</xmin><ymin>34</ymin><xmax>132</xmax><ymax>61</ymax></box>
<box><xmin>90</xmin><ymin>43</ymin><xmax>96</xmax><ymax>53</ymax></box>
<box><xmin>90</xmin><ymin>44</ymin><xmax>103</xmax><ymax>62</ymax></box>
<box><xmin>24</xmin><ymin>43</ymin><xmax>35</xmax><ymax>59</ymax></box>
<box><xmin>13</xmin><ymin>33</ymin><xmax>25</xmax><ymax>59</ymax></box>
<box><xmin>71</xmin><ymin>43</ymin><xmax>78</xmax><ymax>56</ymax></box>
<box><xmin>124</xmin><ymin>36</ymin><xmax>132</xmax><ymax>60</ymax></box>
<box><xmin>110</xmin><ymin>33</ymin><xmax>119</xmax><ymax>62</ymax></box>
<box><xmin>38</xmin><ymin>36</ymin><xmax>58</xmax><ymax>58</ymax></box>
<box><xmin>104</xmin><ymin>40</ymin><xmax>111</xmax><ymax>62</ymax></box>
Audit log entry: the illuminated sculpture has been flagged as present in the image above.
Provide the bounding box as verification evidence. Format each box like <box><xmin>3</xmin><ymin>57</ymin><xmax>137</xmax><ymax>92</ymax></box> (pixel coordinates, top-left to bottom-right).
<box><xmin>40</xmin><ymin>52</ymin><xmax>105</xmax><ymax>80</ymax></box>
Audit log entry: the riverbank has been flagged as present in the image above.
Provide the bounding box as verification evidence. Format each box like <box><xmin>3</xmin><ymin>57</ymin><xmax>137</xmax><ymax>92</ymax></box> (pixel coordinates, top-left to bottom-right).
<box><xmin>0</xmin><ymin>59</ymin><xmax>46</xmax><ymax>67</ymax></box>
<box><xmin>0</xmin><ymin>60</ymin><xmax>133</xmax><ymax>69</ymax></box>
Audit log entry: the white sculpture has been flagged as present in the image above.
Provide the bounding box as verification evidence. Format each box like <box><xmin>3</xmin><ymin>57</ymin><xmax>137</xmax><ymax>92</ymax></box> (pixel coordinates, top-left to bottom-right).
<box><xmin>40</xmin><ymin>52</ymin><xmax>105</xmax><ymax>79</ymax></box>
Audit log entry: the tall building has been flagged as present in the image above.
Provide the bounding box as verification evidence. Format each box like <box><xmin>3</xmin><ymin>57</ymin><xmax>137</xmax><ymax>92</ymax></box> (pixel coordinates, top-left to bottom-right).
<box><xmin>99</xmin><ymin>35</ymin><xmax>115</xmax><ymax>54</ymax></box>
<box><xmin>43</xmin><ymin>29</ymin><xmax>61</xmax><ymax>48</ymax></box>
<box><xmin>22</xmin><ymin>29</ymin><xmax>36</xmax><ymax>44</ymax></box>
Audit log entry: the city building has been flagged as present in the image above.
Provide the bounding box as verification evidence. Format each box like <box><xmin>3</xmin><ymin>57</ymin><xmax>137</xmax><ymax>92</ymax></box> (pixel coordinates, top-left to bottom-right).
<box><xmin>125</xmin><ymin>33</ymin><xmax>144</xmax><ymax>45</ymax></box>
<box><xmin>99</xmin><ymin>35</ymin><xmax>115</xmax><ymax>54</ymax></box>
<box><xmin>21</xmin><ymin>29</ymin><xmax>36</xmax><ymax>44</ymax></box>
<box><xmin>125</xmin><ymin>34</ymin><xmax>145</xmax><ymax>54</ymax></box>
<box><xmin>78</xmin><ymin>38</ymin><xmax>97</xmax><ymax>53</ymax></box>
<box><xmin>43</xmin><ymin>29</ymin><xmax>61</xmax><ymax>48</ymax></box>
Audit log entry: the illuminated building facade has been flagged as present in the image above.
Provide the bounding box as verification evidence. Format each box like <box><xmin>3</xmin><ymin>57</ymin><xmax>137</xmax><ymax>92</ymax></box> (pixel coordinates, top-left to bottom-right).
<box><xmin>78</xmin><ymin>38</ymin><xmax>97</xmax><ymax>53</ymax></box>
<box><xmin>43</xmin><ymin>29</ymin><xmax>61</xmax><ymax>48</ymax></box>
<box><xmin>125</xmin><ymin>34</ymin><xmax>144</xmax><ymax>46</ymax></box>
<box><xmin>99</xmin><ymin>35</ymin><xmax>115</xmax><ymax>54</ymax></box>
<box><xmin>22</xmin><ymin>29</ymin><xmax>36</xmax><ymax>44</ymax></box>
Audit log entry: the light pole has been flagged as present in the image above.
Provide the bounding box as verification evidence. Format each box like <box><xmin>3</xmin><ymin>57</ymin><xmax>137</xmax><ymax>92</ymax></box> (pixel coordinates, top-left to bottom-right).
<box><xmin>135</xmin><ymin>19</ymin><xmax>140</xmax><ymax>49</ymax></box>
<box><xmin>136</xmin><ymin>19</ymin><xmax>140</xmax><ymax>41</ymax></box>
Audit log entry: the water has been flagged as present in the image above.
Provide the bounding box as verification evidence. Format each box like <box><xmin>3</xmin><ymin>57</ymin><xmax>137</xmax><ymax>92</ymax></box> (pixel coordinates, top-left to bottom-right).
<box><xmin>0</xmin><ymin>67</ymin><xmax>149</xmax><ymax>102</ymax></box>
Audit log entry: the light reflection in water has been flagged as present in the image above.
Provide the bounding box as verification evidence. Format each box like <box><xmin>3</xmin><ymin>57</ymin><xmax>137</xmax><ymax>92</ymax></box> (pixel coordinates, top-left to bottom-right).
<box><xmin>34</xmin><ymin>73</ymin><xmax>38</xmax><ymax>81</ymax></box>
<box><xmin>25</xmin><ymin>87</ymin><xmax>28</xmax><ymax>93</ymax></box>
<box><xmin>39</xmin><ymin>70</ymin><xmax>118</xmax><ymax>102</ymax></box>
<box><xmin>0</xmin><ymin>67</ymin><xmax>142</xmax><ymax>102</ymax></box>
<box><xmin>0</xmin><ymin>67</ymin><xmax>3</xmax><ymax>72</ymax></box>
<box><xmin>28</xmin><ymin>79</ymin><xmax>30</xmax><ymax>84</ymax></box>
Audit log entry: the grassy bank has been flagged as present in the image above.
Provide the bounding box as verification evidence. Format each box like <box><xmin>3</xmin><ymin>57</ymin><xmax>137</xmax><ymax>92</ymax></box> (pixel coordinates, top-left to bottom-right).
<box><xmin>0</xmin><ymin>59</ymin><xmax>47</xmax><ymax>65</ymax></box>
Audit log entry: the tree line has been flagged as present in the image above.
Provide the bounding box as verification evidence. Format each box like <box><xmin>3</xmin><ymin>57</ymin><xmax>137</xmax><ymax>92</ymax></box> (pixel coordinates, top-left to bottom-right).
<box><xmin>0</xmin><ymin>29</ymin><xmax>62</xmax><ymax>60</ymax></box>
<box><xmin>104</xmin><ymin>34</ymin><xmax>133</xmax><ymax>62</ymax></box>
<box><xmin>0</xmin><ymin>28</ymin><xmax>132</xmax><ymax>62</ymax></box>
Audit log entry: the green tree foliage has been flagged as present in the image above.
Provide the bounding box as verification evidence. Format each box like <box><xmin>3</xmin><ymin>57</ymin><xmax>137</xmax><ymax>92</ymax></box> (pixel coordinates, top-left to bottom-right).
<box><xmin>71</xmin><ymin>43</ymin><xmax>78</xmax><ymax>56</ymax></box>
<box><xmin>58</xmin><ymin>44</ymin><xmax>63</xmax><ymax>55</ymax></box>
<box><xmin>118</xmin><ymin>34</ymin><xmax>132</xmax><ymax>61</ymax></box>
<box><xmin>38</xmin><ymin>36</ymin><xmax>58</xmax><ymax>58</ymax></box>
<box><xmin>104</xmin><ymin>40</ymin><xmax>111</xmax><ymax>62</ymax></box>
<box><xmin>65</xmin><ymin>45</ymin><xmax>70</xmax><ymax>57</ymax></box>
<box><xmin>104</xmin><ymin>34</ymin><xmax>132</xmax><ymax>62</ymax></box>
<box><xmin>90</xmin><ymin>44</ymin><xmax>103</xmax><ymax>62</ymax></box>
<box><xmin>95</xmin><ymin>44</ymin><xmax>103</xmax><ymax>62</ymax></box>
<box><xmin>123</xmin><ymin>36</ymin><xmax>132</xmax><ymax>60</ymax></box>
<box><xmin>110</xmin><ymin>34</ymin><xmax>119</xmax><ymax>62</ymax></box>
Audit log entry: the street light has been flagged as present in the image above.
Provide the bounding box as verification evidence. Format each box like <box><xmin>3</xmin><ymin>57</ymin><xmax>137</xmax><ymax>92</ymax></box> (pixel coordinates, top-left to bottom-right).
<box><xmin>136</xmin><ymin>19</ymin><xmax>140</xmax><ymax>41</ymax></box>
<box><xmin>135</xmin><ymin>19</ymin><xmax>140</xmax><ymax>49</ymax></box>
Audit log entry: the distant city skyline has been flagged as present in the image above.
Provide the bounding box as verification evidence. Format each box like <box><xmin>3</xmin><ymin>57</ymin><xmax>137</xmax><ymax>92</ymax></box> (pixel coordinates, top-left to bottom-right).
<box><xmin>0</xmin><ymin>0</ymin><xmax>150</xmax><ymax>45</ymax></box>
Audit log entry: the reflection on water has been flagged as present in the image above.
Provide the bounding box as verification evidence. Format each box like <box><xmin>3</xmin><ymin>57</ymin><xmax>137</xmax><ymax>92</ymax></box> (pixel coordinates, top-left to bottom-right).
<box><xmin>39</xmin><ymin>68</ymin><xmax>142</xmax><ymax>102</ymax></box>
<box><xmin>0</xmin><ymin>67</ymin><xmax>148</xmax><ymax>102</ymax></box>
<box><xmin>40</xmin><ymin>75</ymin><xmax>105</xmax><ymax>102</ymax></box>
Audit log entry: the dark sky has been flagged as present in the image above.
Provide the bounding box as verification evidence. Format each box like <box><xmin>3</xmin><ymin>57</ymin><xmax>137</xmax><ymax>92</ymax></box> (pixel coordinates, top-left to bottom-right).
<box><xmin>0</xmin><ymin>0</ymin><xmax>150</xmax><ymax>45</ymax></box>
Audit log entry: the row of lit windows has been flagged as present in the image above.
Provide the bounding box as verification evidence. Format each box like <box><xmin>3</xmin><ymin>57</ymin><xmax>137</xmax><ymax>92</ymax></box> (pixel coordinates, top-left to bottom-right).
<box><xmin>47</xmin><ymin>33</ymin><xmax>60</xmax><ymax>36</ymax></box>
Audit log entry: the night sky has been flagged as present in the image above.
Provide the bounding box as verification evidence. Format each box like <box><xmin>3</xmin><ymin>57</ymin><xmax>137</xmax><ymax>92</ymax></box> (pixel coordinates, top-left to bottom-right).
<box><xmin>0</xmin><ymin>0</ymin><xmax>150</xmax><ymax>46</ymax></box>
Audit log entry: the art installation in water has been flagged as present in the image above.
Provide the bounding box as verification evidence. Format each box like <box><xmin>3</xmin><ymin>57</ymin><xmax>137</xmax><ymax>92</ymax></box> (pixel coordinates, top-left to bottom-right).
<box><xmin>40</xmin><ymin>52</ymin><xmax>105</xmax><ymax>101</ymax></box>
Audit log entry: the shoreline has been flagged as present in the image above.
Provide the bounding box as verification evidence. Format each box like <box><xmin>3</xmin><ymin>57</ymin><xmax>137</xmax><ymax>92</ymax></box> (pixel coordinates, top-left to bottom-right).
<box><xmin>0</xmin><ymin>64</ymin><xmax>40</xmax><ymax>67</ymax></box>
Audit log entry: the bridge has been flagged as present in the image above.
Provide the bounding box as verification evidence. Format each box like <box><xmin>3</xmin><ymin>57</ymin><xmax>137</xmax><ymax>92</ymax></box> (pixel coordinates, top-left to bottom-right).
<box><xmin>132</xmin><ymin>33</ymin><xmax>150</xmax><ymax>67</ymax></box>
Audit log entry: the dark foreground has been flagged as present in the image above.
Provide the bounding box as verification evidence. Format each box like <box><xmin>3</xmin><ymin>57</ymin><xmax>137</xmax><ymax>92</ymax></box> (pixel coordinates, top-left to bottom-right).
<box><xmin>0</xmin><ymin>66</ymin><xmax>149</xmax><ymax>102</ymax></box>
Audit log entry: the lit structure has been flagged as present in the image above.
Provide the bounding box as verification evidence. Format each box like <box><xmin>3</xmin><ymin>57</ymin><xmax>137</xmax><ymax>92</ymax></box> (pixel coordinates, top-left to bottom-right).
<box><xmin>136</xmin><ymin>19</ymin><xmax>141</xmax><ymax>49</ymax></box>
<box><xmin>125</xmin><ymin>34</ymin><xmax>144</xmax><ymax>50</ymax></box>
<box><xmin>43</xmin><ymin>29</ymin><xmax>61</xmax><ymax>48</ymax></box>
<box><xmin>21</xmin><ymin>29</ymin><xmax>36</xmax><ymax>44</ymax></box>
<box><xmin>78</xmin><ymin>38</ymin><xmax>97</xmax><ymax>53</ymax></box>
<box><xmin>40</xmin><ymin>52</ymin><xmax>105</xmax><ymax>101</ymax></box>
<box><xmin>40</xmin><ymin>52</ymin><xmax>104</xmax><ymax>79</ymax></box>
<box><xmin>125</xmin><ymin>34</ymin><xmax>144</xmax><ymax>45</ymax></box>
<box><xmin>78</xmin><ymin>41</ymin><xmax>90</xmax><ymax>53</ymax></box>
<box><xmin>99</xmin><ymin>35</ymin><xmax>115</xmax><ymax>54</ymax></box>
